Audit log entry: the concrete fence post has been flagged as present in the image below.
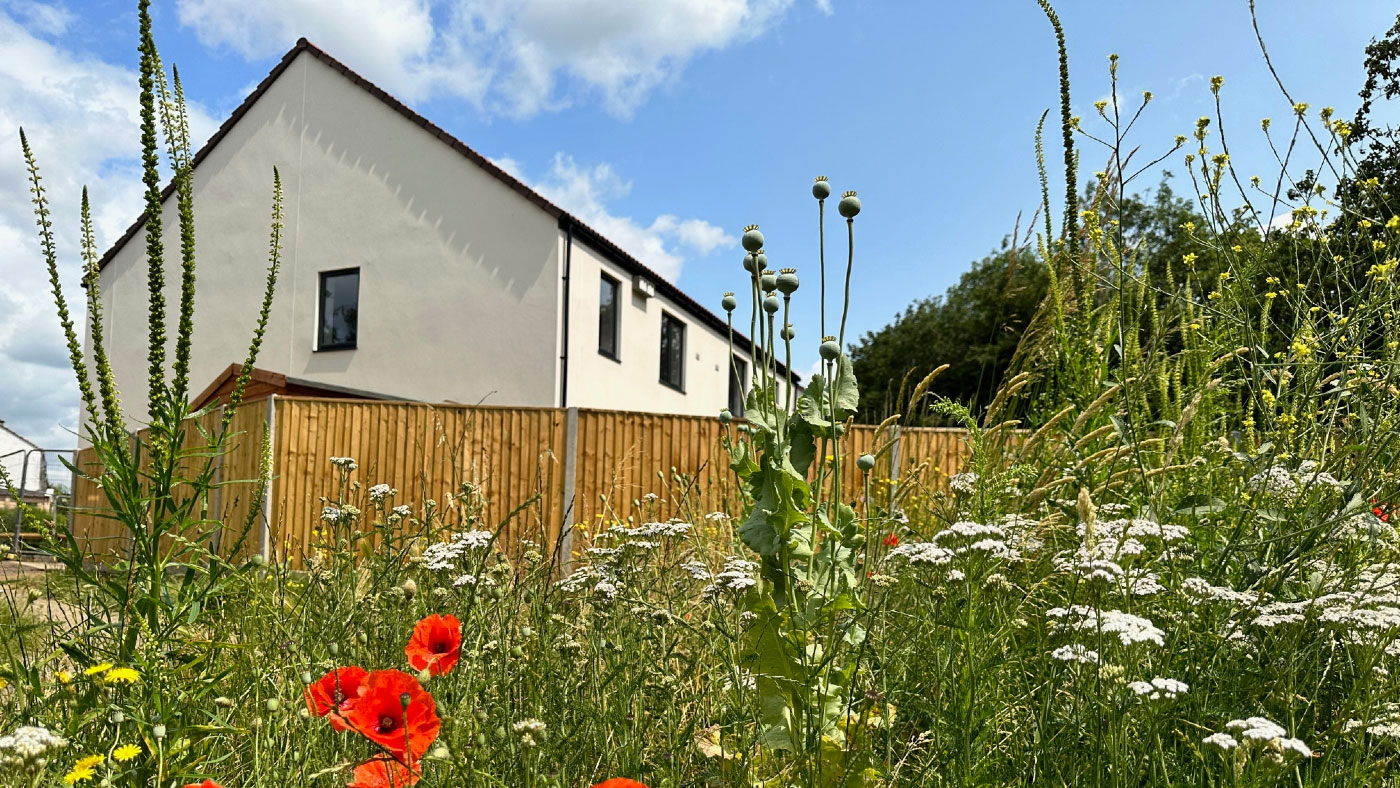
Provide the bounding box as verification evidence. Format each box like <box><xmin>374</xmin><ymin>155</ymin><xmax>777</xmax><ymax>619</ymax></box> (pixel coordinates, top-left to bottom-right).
<box><xmin>559</xmin><ymin>407</ymin><xmax>580</xmax><ymax>574</ymax></box>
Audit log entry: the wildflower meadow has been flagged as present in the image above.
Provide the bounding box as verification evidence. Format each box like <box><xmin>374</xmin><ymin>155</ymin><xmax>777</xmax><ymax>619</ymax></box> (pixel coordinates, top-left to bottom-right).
<box><xmin>4</xmin><ymin>2</ymin><xmax>1400</xmax><ymax>787</ymax></box>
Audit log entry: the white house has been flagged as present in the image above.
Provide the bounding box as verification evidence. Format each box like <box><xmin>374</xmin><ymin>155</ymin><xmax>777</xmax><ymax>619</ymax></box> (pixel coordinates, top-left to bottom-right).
<box><xmin>88</xmin><ymin>39</ymin><xmax>793</xmax><ymax>431</ymax></box>
<box><xmin>0</xmin><ymin>420</ymin><xmax>49</xmax><ymax>502</ymax></box>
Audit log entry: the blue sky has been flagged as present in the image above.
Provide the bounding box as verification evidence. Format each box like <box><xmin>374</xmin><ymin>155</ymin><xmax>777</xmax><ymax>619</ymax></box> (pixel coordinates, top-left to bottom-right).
<box><xmin>1</xmin><ymin>0</ymin><xmax>1397</xmax><ymax>477</ymax></box>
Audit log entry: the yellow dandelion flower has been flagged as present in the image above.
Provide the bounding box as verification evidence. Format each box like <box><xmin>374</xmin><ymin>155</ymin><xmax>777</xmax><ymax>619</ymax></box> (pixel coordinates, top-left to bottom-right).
<box><xmin>103</xmin><ymin>667</ymin><xmax>140</xmax><ymax>685</ymax></box>
<box><xmin>113</xmin><ymin>744</ymin><xmax>141</xmax><ymax>762</ymax></box>
<box><xmin>57</xmin><ymin>670</ymin><xmax>72</xmax><ymax>684</ymax></box>
<box><xmin>63</xmin><ymin>766</ymin><xmax>95</xmax><ymax>785</ymax></box>
<box><xmin>73</xmin><ymin>755</ymin><xmax>104</xmax><ymax>770</ymax></box>
<box><xmin>84</xmin><ymin>663</ymin><xmax>113</xmax><ymax>676</ymax></box>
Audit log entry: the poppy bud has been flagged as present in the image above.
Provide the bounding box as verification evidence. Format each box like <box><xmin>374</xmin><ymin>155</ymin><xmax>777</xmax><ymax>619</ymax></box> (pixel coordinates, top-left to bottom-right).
<box><xmin>857</xmin><ymin>453</ymin><xmax>876</xmax><ymax>472</ymax></box>
<box><xmin>781</xmin><ymin>324</ymin><xmax>796</xmax><ymax>341</ymax></box>
<box><xmin>477</xmin><ymin>732</ymin><xmax>489</xmax><ymax>748</ymax></box>
<box><xmin>776</xmin><ymin>268</ymin><xmax>799</xmax><ymax>295</ymax></box>
<box><xmin>719</xmin><ymin>409</ymin><xmax>732</xmax><ymax>423</ymax></box>
<box><xmin>356</xmin><ymin>632</ymin><xmax>368</xmax><ymax>645</ymax></box>
<box><xmin>838</xmin><ymin>190</ymin><xmax>861</xmax><ymax>218</ymax></box>
<box><xmin>417</xmin><ymin>667</ymin><xmax>433</xmax><ymax>684</ymax></box>
<box><xmin>834</xmin><ymin>423</ymin><xmax>846</xmax><ymax>438</ymax></box>
<box><xmin>152</xmin><ymin>725</ymin><xmax>166</xmax><ymax>740</ymax></box>
<box><xmin>474</xmin><ymin>707</ymin><xmax>489</xmax><ymax>722</ymax></box>
<box><xmin>760</xmin><ymin>270</ymin><xmax>778</xmax><ymax>293</ymax></box>
<box><xmin>763</xmin><ymin>295</ymin><xmax>780</xmax><ymax>314</ymax></box>
<box><xmin>300</xmin><ymin>671</ymin><xmax>313</xmax><ymax>684</ymax></box>
<box><xmin>813</xmin><ymin>175</ymin><xmax>831</xmax><ymax>200</ymax></box>
<box><xmin>721</xmin><ymin>292</ymin><xmax>737</xmax><ymax>312</ymax></box>
<box><xmin>265</xmin><ymin>698</ymin><xmax>281</xmax><ymax>713</ymax></box>
<box><xmin>521</xmin><ymin>626</ymin><xmax>534</xmax><ymax>638</ymax></box>
<box><xmin>430</xmin><ymin>745</ymin><xmax>450</xmax><ymax>760</ymax></box>
<box><xmin>819</xmin><ymin>336</ymin><xmax>840</xmax><ymax>361</ymax></box>
<box><xmin>850</xmin><ymin>533</ymin><xmax>867</xmax><ymax>547</ymax></box>
<box><xmin>110</xmin><ymin>711</ymin><xmax>125</xmax><ymax>724</ymax></box>
<box><xmin>509</xmin><ymin>645</ymin><xmax>525</xmax><ymax>659</ymax></box>
<box><xmin>741</xmin><ymin>225</ymin><xmax>764</xmax><ymax>252</ymax></box>
<box><xmin>328</xmin><ymin>642</ymin><xmax>340</xmax><ymax>656</ymax></box>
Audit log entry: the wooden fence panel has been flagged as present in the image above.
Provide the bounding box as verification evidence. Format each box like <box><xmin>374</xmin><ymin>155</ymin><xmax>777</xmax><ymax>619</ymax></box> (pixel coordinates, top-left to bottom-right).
<box><xmin>267</xmin><ymin>398</ymin><xmax>567</xmax><ymax>561</ymax></box>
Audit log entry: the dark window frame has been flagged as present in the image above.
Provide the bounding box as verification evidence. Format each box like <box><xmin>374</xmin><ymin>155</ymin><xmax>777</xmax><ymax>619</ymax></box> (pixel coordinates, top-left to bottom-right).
<box><xmin>598</xmin><ymin>273</ymin><xmax>621</xmax><ymax>361</ymax></box>
<box><xmin>317</xmin><ymin>267</ymin><xmax>360</xmax><ymax>351</ymax></box>
<box><xmin>729</xmin><ymin>355</ymin><xmax>748</xmax><ymax>417</ymax></box>
<box><xmin>659</xmin><ymin>312</ymin><xmax>686</xmax><ymax>392</ymax></box>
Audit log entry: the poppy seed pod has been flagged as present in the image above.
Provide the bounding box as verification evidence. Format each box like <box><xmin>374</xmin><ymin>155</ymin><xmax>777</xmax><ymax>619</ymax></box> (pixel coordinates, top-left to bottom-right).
<box><xmin>781</xmin><ymin>324</ymin><xmax>796</xmax><ymax>341</ymax></box>
<box><xmin>743</xmin><ymin>253</ymin><xmax>759</xmax><ymax>273</ymax></box>
<box><xmin>819</xmin><ymin>336</ymin><xmax>840</xmax><ymax>360</ymax></box>
<box><xmin>777</xmin><ymin>268</ymin><xmax>799</xmax><ymax>294</ymax></box>
<box><xmin>760</xmin><ymin>269</ymin><xmax>778</xmax><ymax>292</ymax></box>
<box><xmin>834</xmin><ymin>423</ymin><xmax>846</xmax><ymax>437</ymax></box>
<box><xmin>152</xmin><ymin>725</ymin><xmax>166</xmax><ymax>740</ymax></box>
<box><xmin>721</xmin><ymin>292</ymin><xmax>737</xmax><ymax>312</ymax></box>
<box><xmin>741</xmin><ymin>224</ymin><xmax>764</xmax><ymax>252</ymax></box>
<box><xmin>813</xmin><ymin>175</ymin><xmax>831</xmax><ymax>200</ymax></box>
<box><xmin>838</xmin><ymin>190</ymin><xmax>861</xmax><ymax>218</ymax></box>
<box><xmin>266</xmin><ymin>698</ymin><xmax>282</xmax><ymax>713</ymax></box>
<box><xmin>763</xmin><ymin>294</ymin><xmax>780</xmax><ymax>314</ymax></box>
<box><xmin>719</xmin><ymin>408</ymin><xmax>732</xmax><ymax>423</ymax></box>
<box><xmin>857</xmin><ymin>453</ymin><xmax>876</xmax><ymax>472</ymax></box>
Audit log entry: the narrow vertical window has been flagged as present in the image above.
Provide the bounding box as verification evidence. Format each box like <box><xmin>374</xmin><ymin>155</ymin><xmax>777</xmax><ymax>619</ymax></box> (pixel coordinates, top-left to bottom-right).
<box><xmin>599</xmin><ymin>274</ymin><xmax>620</xmax><ymax>359</ymax></box>
<box><xmin>318</xmin><ymin>269</ymin><xmax>359</xmax><ymax>350</ymax></box>
<box><xmin>659</xmin><ymin>313</ymin><xmax>686</xmax><ymax>391</ymax></box>
<box><xmin>729</xmin><ymin>356</ymin><xmax>747</xmax><ymax>417</ymax></box>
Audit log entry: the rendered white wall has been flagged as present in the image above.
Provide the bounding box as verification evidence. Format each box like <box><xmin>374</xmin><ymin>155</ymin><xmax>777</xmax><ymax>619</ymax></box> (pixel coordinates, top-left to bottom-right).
<box><xmin>90</xmin><ymin>51</ymin><xmax>563</xmax><ymax>433</ymax></box>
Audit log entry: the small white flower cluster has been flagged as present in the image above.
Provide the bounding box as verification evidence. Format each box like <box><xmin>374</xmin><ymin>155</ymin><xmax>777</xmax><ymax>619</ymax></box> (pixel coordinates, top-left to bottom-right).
<box><xmin>1331</xmin><ymin>512</ymin><xmax>1397</xmax><ymax>544</ymax></box>
<box><xmin>932</xmin><ymin>521</ymin><xmax>1020</xmax><ymax>561</ymax></box>
<box><xmin>949</xmin><ymin>472</ymin><xmax>978</xmax><ymax>495</ymax></box>
<box><xmin>1047</xmin><ymin>605</ymin><xmax>1165</xmax><ymax>647</ymax></box>
<box><xmin>368</xmin><ymin>483</ymin><xmax>394</xmax><ymax>503</ymax></box>
<box><xmin>704</xmin><ymin>511</ymin><xmax>730</xmax><ymax>522</ymax></box>
<box><xmin>390</xmin><ymin>504</ymin><xmax>413</xmax><ymax>521</ymax></box>
<box><xmin>702</xmin><ymin>557</ymin><xmax>759</xmax><ymax>599</ymax></box>
<box><xmin>1180</xmin><ymin>577</ymin><xmax>1258</xmax><ymax>606</ymax></box>
<box><xmin>452</xmin><ymin>573</ymin><xmax>478</xmax><ymax>587</ymax></box>
<box><xmin>512</xmin><ymin>718</ymin><xmax>547</xmax><ymax>748</ymax></box>
<box><xmin>604</xmin><ymin>520</ymin><xmax>693</xmax><ymax>539</ymax></box>
<box><xmin>885</xmin><ymin>541</ymin><xmax>954</xmax><ymax>566</ymax></box>
<box><xmin>554</xmin><ymin>565</ymin><xmax>621</xmax><ymax>602</ymax></box>
<box><xmin>1127</xmin><ymin>677</ymin><xmax>1188</xmax><ymax>700</ymax></box>
<box><xmin>329</xmin><ymin>456</ymin><xmax>358</xmax><ymax>472</ymax></box>
<box><xmin>1050</xmin><ymin>643</ymin><xmax>1100</xmax><ymax>664</ymax></box>
<box><xmin>1344</xmin><ymin>704</ymin><xmax>1400</xmax><ymax>738</ymax></box>
<box><xmin>1204</xmin><ymin>717</ymin><xmax>1311</xmax><ymax>762</ymax></box>
<box><xmin>0</xmin><ymin>725</ymin><xmax>67</xmax><ymax>768</ymax></box>
<box><xmin>1249</xmin><ymin>461</ymin><xmax>1344</xmax><ymax>503</ymax></box>
<box><xmin>322</xmin><ymin>506</ymin><xmax>342</xmax><ymax>523</ymax></box>
<box><xmin>415</xmin><ymin>530</ymin><xmax>496</xmax><ymax>572</ymax></box>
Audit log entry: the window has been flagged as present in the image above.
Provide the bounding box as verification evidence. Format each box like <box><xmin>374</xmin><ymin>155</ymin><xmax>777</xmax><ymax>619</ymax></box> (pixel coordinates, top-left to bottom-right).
<box><xmin>659</xmin><ymin>313</ymin><xmax>685</xmax><ymax>391</ymax></box>
<box><xmin>318</xmin><ymin>269</ymin><xmax>359</xmax><ymax>350</ymax></box>
<box><xmin>598</xmin><ymin>273</ymin><xmax>620</xmax><ymax>359</ymax></box>
<box><xmin>729</xmin><ymin>356</ymin><xmax>747</xmax><ymax>417</ymax></box>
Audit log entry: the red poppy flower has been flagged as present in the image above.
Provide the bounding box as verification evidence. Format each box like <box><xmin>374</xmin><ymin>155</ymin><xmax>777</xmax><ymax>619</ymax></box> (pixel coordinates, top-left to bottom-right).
<box><xmin>183</xmin><ymin>781</ymin><xmax>224</xmax><ymax>788</ymax></box>
<box><xmin>1373</xmin><ymin>500</ymin><xmax>1391</xmax><ymax>522</ymax></box>
<box><xmin>306</xmin><ymin>666</ymin><xmax>369</xmax><ymax>732</ymax></box>
<box><xmin>405</xmin><ymin>614</ymin><xmax>462</xmax><ymax>676</ymax></box>
<box><xmin>344</xmin><ymin>669</ymin><xmax>440</xmax><ymax>758</ymax></box>
<box><xmin>347</xmin><ymin>756</ymin><xmax>420</xmax><ymax>788</ymax></box>
<box><xmin>883</xmin><ymin>533</ymin><xmax>900</xmax><ymax>547</ymax></box>
<box><xmin>590</xmin><ymin>780</ymin><xmax>649</xmax><ymax>788</ymax></box>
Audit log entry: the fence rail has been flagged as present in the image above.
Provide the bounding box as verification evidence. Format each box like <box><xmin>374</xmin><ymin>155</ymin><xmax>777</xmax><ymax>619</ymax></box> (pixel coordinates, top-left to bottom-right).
<box><xmin>70</xmin><ymin>397</ymin><xmax>971</xmax><ymax>565</ymax></box>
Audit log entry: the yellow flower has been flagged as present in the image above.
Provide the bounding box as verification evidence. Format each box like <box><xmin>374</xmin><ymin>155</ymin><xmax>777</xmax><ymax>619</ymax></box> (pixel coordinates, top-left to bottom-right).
<box><xmin>113</xmin><ymin>744</ymin><xmax>141</xmax><ymax>762</ymax></box>
<box><xmin>0</xmin><ymin>677</ymin><xmax>7</xmax><ymax>691</ymax></box>
<box><xmin>103</xmin><ymin>667</ymin><xmax>140</xmax><ymax>685</ymax></box>
<box><xmin>84</xmin><ymin>663</ymin><xmax>113</xmax><ymax>676</ymax></box>
<box><xmin>73</xmin><ymin>755</ymin><xmax>104</xmax><ymax>770</ymax></box>
<box><xmin>57</xmin><ymin>670</ymin><xmax>72</xmax><ymax>684</ymax></box>
<box><xmin>63</xmin><ymin>766</ymin><xmax>95</xmax><ymax>785</ymax></box>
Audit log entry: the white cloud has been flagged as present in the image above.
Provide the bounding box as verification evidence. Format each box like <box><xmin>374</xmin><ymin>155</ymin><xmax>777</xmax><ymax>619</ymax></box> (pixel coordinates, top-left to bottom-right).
<box><xmin>0</xmin><ymin>3</ymin><xmax>216</xmax><ymax>482</ymax></box>
<box><xmin>176</xmin><ymin>0</ymin><xmax>822</xmax><ymax>118</ymax></box>
<box><xmin>496</xmin><ymin>152</ymin><xmax>732</xmax><ymax>280</ymax></box>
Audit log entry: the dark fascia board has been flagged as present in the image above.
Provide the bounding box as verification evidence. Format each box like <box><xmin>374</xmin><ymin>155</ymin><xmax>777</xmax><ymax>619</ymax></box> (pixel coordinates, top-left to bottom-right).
<box><xmin>95</xmin><ymin>39</ymin><xmax>796</xmax><ymax>383</ymax></box>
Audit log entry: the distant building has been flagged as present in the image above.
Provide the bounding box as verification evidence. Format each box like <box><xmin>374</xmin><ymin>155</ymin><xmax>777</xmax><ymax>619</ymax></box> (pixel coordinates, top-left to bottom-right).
<box><xmin>0</xmin><ymin>420</ymin><xmax>50</xmax><ymax>506</ymax></box>
<box><xmin>88</xmin><ymin>39</ymin><xmax>794</xmax><ymax>434</ymax></box>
